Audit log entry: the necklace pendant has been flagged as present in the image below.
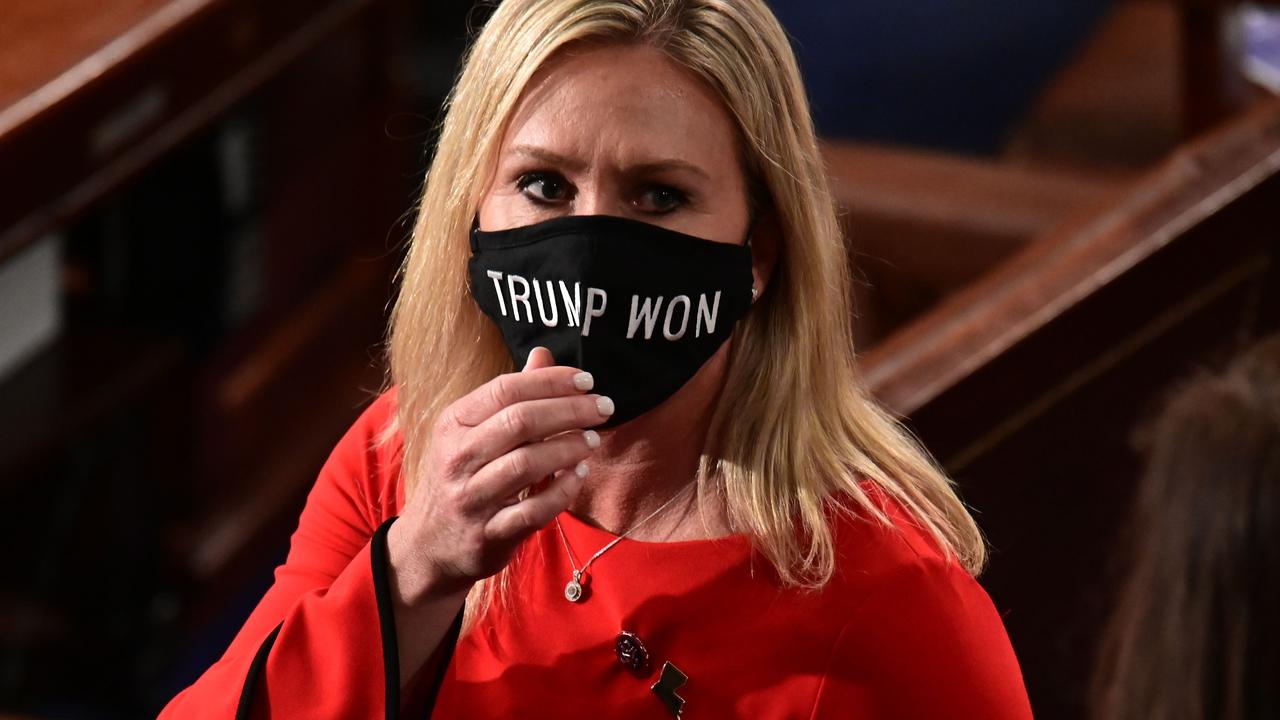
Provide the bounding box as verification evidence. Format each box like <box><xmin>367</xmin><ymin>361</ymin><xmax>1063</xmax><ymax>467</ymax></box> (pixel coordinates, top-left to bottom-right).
<box><xmin>564</xmin><ymin>578</ymin><xmax>584</xmax><ymax>602</ymax></box>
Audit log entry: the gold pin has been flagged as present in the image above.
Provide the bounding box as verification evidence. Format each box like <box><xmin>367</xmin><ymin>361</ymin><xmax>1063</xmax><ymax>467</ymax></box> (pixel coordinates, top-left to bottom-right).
<box><xmin>650</xmin><ymin>661</ymin><xmax>688</xmax><ymax>717</ymax></box>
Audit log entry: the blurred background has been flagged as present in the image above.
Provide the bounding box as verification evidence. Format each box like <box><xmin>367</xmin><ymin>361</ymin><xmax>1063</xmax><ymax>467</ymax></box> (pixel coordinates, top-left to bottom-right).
<box><xmin>0</xmin><ymin>0</ymin><xmax>1277</xmax><ymax>717</ymax></box>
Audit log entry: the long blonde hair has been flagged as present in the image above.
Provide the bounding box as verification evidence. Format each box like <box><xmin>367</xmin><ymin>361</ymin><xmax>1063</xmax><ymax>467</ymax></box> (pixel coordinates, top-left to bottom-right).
<box><xmin>379</xmin><ymin>0</ymin><xmax>987</xmax><ymax>631</ymax></box>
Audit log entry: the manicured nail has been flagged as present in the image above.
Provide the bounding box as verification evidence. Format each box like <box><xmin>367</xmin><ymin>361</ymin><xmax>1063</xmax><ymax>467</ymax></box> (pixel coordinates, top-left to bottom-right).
<box><xmin>583</xmin><ymin>430</ymin><xmax>601</xmax><ymax>449</ymax></box>
<box><xmin>574</xmin><ymin>461</ymin><xmax>590</xmax><ymax>478</ymax></box>
<box><xmin>573</xmin><ymin>372</ymin><xmax>594</xmax><ymax>391</ymax></box>
<box><xmin>596</xmin><ymin>396</ymin><xmax>615</xmax><ymax>416</ymax></box>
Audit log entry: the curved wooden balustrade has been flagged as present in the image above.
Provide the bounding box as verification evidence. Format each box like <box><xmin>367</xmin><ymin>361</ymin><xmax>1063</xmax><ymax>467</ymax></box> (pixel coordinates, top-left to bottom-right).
<box><xmin>859</xmin><ymin>97</ymin><xmax>1280</xmax><ymax>719</ymax></box>
<box><xmin>864</xmin><ymin>96</ymin><xmax>1280</xmax><ymax>427</ymax></box>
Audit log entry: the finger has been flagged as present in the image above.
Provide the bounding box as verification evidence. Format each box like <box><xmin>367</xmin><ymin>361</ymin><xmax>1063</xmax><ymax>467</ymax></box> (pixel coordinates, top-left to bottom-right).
<box><xmin>484</xmin><ymin>463</ymin><xmax>589</xmax><ymax>543</ymax></box>
<box><xmin>463</xmin><ymin>394</ymin><xmax>614</xmax><ymax>469</ymax></box>
<box><xmin>450</xmin><ymin>364</ymin><xmax>593</xmax><ymax>428</ymax></box>
<box><xmin>524</xmin><ymin>346</ymin><xmax>556</xmax><ymax>371</ymax></box>
<box><xmin>463</xmin><ymin>429</ymin><xmax>600</xmax><ymax>511</ymax></box>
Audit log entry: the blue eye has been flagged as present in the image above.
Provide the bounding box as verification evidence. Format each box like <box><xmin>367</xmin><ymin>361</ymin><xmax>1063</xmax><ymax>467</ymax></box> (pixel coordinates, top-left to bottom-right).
<box><xmin>517</xmin><ymin>172</ymin><xmax>571</xmax><ymax>204</ymax></box>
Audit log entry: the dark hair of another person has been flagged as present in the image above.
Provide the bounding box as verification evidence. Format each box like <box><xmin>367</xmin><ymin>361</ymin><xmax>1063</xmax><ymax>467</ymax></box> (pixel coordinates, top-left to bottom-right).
<box><xmin>1091</xmin><ymin>335</ymin><xmax>1280</xmax><ymax>720</ymax></box>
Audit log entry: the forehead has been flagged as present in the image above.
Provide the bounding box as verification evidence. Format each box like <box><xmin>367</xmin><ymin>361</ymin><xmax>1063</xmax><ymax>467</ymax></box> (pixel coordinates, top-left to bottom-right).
<box><xmin>500</xmin><ymin>42</ymin><xmax>742</xmax><ymax>169</ymax></box>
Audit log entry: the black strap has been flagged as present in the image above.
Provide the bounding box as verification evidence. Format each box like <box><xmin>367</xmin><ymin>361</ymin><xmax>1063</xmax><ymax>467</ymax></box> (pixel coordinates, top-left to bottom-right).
<box><xmin>469</xmin><ymin>215</ymin><xmax>482</xmax><ymax>252</ymax></box>
<box><xmin>371</xmin><ymin>516</ymin><xmax>403</xmax><ymax>718</ymax></box>
<box><xmin>234</xmin><ymin>622</ymin><xmax>282</xmax><ymax>720</ymax></box>
<box><xmin>234</xmin><ymin>518</ymin><xmax>463</xmax><ymax>720</ymax></box>
<box><xmin>426</xmin><ymin>599</ymin><xmax>465</xmax><ymax>714</ymax></box>
<box><xmin>372</xmin><ymin>516</ymin><xmax>466</xmax><ymax>719</ymax></box>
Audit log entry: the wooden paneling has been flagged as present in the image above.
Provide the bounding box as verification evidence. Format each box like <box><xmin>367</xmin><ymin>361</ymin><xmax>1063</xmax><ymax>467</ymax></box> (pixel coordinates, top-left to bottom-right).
<box><xmin>863</xmin><ymin>98</ymin><xmax>1280</xmax><ymax>719</ymax></box>
<box><xmin>823</xmin><ymin>141</ymin><xmax>1130</xmax><ymax>347</ymax></box>
<box><xmin>0</xmin><ymin>0</ymin><xmax>384</xmax><ymax>265</ymax></box>
<box><xmin>0</xmin><ymin>0</ymin><xmax>419</xmax><ymax>713</ymax></box>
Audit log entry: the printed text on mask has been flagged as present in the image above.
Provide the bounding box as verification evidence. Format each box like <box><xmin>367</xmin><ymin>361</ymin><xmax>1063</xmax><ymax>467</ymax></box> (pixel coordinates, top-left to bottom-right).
<box><xmin>485</xmin><ymin>271</ymin><xmax>722</xmax><ymax>340</ymax></box>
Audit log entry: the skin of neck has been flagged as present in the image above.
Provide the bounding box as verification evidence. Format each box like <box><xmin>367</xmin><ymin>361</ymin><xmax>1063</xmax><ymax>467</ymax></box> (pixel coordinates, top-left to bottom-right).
<box><xmin>569</xmin><ymin>340</ymin><xmax>735</xmax><ymax>541</ymax></box>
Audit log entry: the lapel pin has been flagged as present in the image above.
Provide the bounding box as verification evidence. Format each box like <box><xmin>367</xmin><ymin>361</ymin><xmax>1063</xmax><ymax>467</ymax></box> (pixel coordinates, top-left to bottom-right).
<box><xmin>650</xmin><ymin>661</ymin><xmax>688</xmax><ymax>717</ymax></box>
<box><xmin>615</xmin><ymin>631</ymin><xmax>650</xmax><ymax>674</ymax></box>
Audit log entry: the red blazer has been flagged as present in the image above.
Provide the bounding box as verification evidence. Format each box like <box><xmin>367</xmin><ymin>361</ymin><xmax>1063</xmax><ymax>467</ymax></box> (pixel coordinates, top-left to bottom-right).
<box><xmin>160</xmin><ymin>387</ymin><xmax>1035</xmax><ymax>719</ymax></box>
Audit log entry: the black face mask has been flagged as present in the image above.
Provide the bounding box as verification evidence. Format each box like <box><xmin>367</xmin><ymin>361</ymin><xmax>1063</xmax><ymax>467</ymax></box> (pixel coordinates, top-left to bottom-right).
<box><xmin>468</xmin><ymin>214</ymin><xmax>754</xmax><ymax>428</ymax></box>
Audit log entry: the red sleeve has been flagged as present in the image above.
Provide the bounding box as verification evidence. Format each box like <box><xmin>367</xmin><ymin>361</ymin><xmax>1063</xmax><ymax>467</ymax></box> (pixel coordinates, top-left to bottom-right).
<box><xmin>811</xmin><ymin>557</ymin><xmax>1035</xmax><ymax>720</ymax></box>
<box><xmin>159</xmin><ymin>389</ymin><xmax>418</xmax><ymax>719</ymax></box>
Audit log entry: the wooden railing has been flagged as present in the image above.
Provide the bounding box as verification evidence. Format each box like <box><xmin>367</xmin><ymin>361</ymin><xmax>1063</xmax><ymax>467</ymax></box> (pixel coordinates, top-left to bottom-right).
<box><xmin>0</xmin><ymin>0</ymin><xmax>423</xmax><ymax>713</ymax></box>
<box><xmin>858</xmin><ymin>97</ymin><xmax>1280</xmax><ymax>719</ymax></box>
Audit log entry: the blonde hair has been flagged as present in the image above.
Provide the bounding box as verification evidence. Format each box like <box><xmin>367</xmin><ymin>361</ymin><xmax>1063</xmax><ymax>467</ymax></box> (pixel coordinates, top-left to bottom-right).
<box><xmin>378</xmin><ymin>0</ymin><xmax>987</xmax><ymax>632</ymax></box>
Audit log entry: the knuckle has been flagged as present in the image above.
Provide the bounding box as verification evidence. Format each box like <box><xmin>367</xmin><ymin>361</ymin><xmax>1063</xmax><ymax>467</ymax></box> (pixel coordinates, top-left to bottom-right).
<box><xmin>487</xmin><ymin>375</ymin><xmax>513</xmax><ymax>409</ymax></box>
<box><xmin>458</xmin><ymin>532</ymin><xmax>486</xmax><ymax>559</ymax></box>
<box><xmin>482</xmin><ymin>520</ymin><xmax>503</xmax><ymax>545</ymax></box>
<box><xmin>565</xmin><ymin>435</ymin><xmax>591</xmax><ymax>462</ymax></box>
<box><xmin>523</xmin><ymin>506</ymin><xmax>547</xmax><ymax>534</ymax></box>
<box><xmin>575</xmin><ymin>396</ymin><xmax>600</xmax><ymax>424</ymax></box>
<box><xmin>544</xmin><ymin>368</ymin><xmax>569</xmax><ymax>393</ymax></box>
<box><xmin>503</xmin><ymin>449</ymin><xmax>532</xmax><ymax>480</ymax></box>
<box><xmin>454</xmin><ymin>476</ymin><xmax>481</xmax><ymax>512</ymax></box>
<box><xmin>509</xmin><ymin>505</ymin><xmax>535</xmax><ymax>536</ymax></box>
<box><xmin>499</xmin><ymin>406</ymin><xmax>529</xmax><ymax>437</ymax></box>
<box><xmin>439</xmin><ymin>443</ymin><xmax>476</xmax><ymax>475</ymax></box>
<box><xmin>435</xmin><ymin>408</ymin><xmax>459</xmax><ymax>435</ymax></box>
<box><xmin>550</xmin><ymin>480</ymin><xmax>574</xmax><ymax>508</ymax></box>
<box><xmin>436</xmin><ymin>481</ymin><xmax>467</xmax><ymax>511</ymax></box>
<box><xmin>443</xmin><ymin>399</ymin><xmax>476</xmax><ymax>431</ymax></box>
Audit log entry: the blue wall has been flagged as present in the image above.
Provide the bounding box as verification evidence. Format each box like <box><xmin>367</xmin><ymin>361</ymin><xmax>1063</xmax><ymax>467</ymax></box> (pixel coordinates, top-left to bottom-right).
<box><xmin>770</xmin><ymin>1</ymin><xmax>1114</xmax><ymax>154</ymax></box>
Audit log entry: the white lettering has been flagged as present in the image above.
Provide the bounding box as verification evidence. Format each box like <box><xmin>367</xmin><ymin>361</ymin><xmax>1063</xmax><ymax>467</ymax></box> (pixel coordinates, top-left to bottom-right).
<box><xmin>581</xmin><ymin>288</ymin><xmax>608</xmax><ymax>336</ymax></box>
<box><xmin>507</xmin><ymin>274</ymin><xmax>531</xmax><ymax>322</ymax></box>
<box><xmin>533</xmin><ymin>280</ymin><xmax>558</xmax><ymax>327</ymax></box>
<box><xmin>627</xmin><ymin>295</ymin><xmax>664</xmax><ymax>339</ymax></box>
<box><xmin>696</xmin><ymin>291</ymin><xmax>721</xmax><ymax>337</ymax></box>
<box><xmin>559</xmin><ymin>281</ymin><xmax>581</xmax><ymax>327</ymax></box>
<box><xmin>663</xmin><ymin>295</ymin><xmax>691</xmax><ymax>340</ymax></box>
<box><xmin>486</xmin><ymin>270</ymin><xmax>507</xmax><ymax>317</ymax></box>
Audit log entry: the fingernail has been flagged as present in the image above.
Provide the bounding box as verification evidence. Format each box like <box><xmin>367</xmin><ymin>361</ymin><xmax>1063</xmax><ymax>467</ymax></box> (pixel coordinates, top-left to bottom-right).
<box><xmin>573</xmin><ymin>372</ymin><xmax>594</xmax><ymax>391</ymax></box>
<box><xmin>596</xmin><ymin>396</ymin><xmax>615</xmax><ymax>416</ymax></box>
<box><xmin>575</xmin><ymin>461</ymin><xmax>590</xmax><ymax>478</ymax></box>
<box><xmin>522</xmin><ymin>351</ymin><xmax>537</xmax><ymax>370</ymax></box>
<box><xmin>583</xmin><ymin>430</ymin><xmax>601</xmax><ymax>449</ymax></box>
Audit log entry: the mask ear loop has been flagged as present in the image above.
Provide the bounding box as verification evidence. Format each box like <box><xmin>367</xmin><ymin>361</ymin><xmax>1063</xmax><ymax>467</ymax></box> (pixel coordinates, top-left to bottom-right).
<box><xmin>469</xmin><ymin>215</ymin><xmax>482</xmax><ymax>252</ymax></box>
<box><xmin>743</xmin><ymin>212</ymin><xmax>759</xmax><ymax>300</ymax></box>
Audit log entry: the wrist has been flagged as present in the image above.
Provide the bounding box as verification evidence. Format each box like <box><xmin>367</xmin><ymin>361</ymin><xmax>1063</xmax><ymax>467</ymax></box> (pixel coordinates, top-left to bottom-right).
<box><xmin>386</xmin><ymin>521</ymin><xmax>473</xmax><ymax>609</ymax></box>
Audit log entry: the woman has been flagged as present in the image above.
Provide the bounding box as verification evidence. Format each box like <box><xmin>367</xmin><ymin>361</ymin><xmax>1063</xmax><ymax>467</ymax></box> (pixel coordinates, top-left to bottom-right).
<box><xmin>1091</xmin><ymin>335</ymin><xmax>1280</xmax><ymax>720</ymax></box>
<box><xmin>161</xmin><ymin>1</ymin><xmax>1033</xmax><ymax>717</ymax></box>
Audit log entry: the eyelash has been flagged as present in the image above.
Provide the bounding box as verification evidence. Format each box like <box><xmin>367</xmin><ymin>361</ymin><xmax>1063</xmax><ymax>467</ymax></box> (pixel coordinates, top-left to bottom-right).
<box><xmin>640</xmin><ymin>185</ymin><xmax>689</xmax><ymax>214</ymax></box>
<box><xmin>515</xmin><ymin>171</ymin><xmax>690</xmax><ymax>214</ymax></box>
<box><xmin>516</xmin><ymin>172</ymin><xmax>571</xmax><ymax>204</ymax></box>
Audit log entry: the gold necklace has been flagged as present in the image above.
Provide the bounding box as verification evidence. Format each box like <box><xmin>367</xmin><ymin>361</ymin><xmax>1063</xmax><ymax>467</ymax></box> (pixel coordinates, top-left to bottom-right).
<box><xmin>553</xmin><ymin>481</ymin><xmax>696</xmax><ymax>603</ymax></box>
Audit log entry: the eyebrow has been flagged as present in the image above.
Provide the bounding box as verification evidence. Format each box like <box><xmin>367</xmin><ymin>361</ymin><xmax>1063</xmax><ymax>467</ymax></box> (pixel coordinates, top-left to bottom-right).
<box><xmin>508</xmin><ymin>144</ymin><xmax>711</xmax><ymax>180</ymax></box>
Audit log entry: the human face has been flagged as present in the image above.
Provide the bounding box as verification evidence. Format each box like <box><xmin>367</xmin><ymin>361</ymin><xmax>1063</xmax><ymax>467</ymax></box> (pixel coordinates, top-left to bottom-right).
<box><xmin>478</xmin><ymin>42</ymin><xmax>754</xmax><ymax>247</ymax></box>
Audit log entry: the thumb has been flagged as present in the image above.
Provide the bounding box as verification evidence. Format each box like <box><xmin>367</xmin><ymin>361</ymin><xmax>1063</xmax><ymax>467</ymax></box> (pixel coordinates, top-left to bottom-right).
<box><xmin>522</xmin><ymin>346</ymin><xmax>556</xmax><ymax>371</ymax></box>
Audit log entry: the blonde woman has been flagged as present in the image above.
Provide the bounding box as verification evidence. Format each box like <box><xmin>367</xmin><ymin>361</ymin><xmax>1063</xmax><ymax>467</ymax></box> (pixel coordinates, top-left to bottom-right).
<box><xmin>162</xmin><ymin>1</ymin><xmax>1033</xmax><ymax>718</ymax></box>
